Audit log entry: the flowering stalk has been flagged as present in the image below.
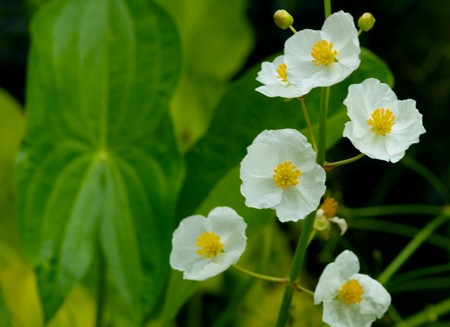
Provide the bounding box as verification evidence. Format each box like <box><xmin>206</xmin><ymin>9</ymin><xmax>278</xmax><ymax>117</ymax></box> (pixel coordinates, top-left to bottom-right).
<box><xmin>324</xmin><ymin>0</ymin><xmax>332</xmax><ymax>18</ymax></box>
<box><xmin>276</xmin><ymin>76</ymin><xmax>332</xmax><ymax>327</ymax></box>
<box><xmin>275</xmin><ymin>212</ymin><xmax>317</xmax><ymax>326</ymax></box>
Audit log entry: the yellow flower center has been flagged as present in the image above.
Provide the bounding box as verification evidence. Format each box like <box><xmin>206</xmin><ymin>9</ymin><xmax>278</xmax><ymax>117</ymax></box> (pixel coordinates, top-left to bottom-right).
<box><xmin>273</xmin><ymin>161</ymin><xmax>301</xmax><ymax>190</ymax></box>
<box><xmin>367</xmin><ymin>108</ymin><xmax>396</xmax><ymax>136</ymax></box>
<box><xmin>337</xmin><ymin>279</ymin><xmax>364</xmax><ymax>304</ymax></box>
<box><xmin>276</xmin><ymin>63</ymin><xmax>288</xmax><ymax>82</ymax></box>
<box><xmin>320</xmin><ymin>197</ymin><xmax>338</xmax><ymax>218</ymax></box>
<box><xmin>196</xmin><ymin>231</ymin><xmax>224</xmax><ymax>258</ymax></box>
<box><xmin>311</xmin><ymin>40</ymin><xmax>338</xmax><ymax>66</ymax></box>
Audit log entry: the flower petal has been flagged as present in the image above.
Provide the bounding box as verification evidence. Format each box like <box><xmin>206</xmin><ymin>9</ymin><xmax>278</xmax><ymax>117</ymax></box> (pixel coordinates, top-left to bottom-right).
<box><xmin>355</xmin><ymin>274</ymin><xmax>391</xmax><ymax>318</ymax></box>
<box><xmin>322</xmin><ymin>299</ymin><xmax>374</xmax><ymax>327</ymax></box>
<box><xmin>314</xmin><ymin>250</ymin><xmax>360</xmax><ymax>304</ymax></box>
<box><xmin>322</xmin><ymin>11</ymin><xmax>358</xmax><ymax>52</ymax></box>
<box><xmin>329</xmin><ymin>217</ymin><xmax>348</xmax><ymax>235</ymax></box>
<box><xmin>209</xmin><ymin>207</ymin><xmax>247</xmax><ymax>253</ymax></box>
<box><xmin>285</xmin><ymin>11</ymin><xmax>360</xmax><ymax>88</ymax></box>
<box><xmin>170</xmin><ymin>215</ymin><xmax>208</xmax><ymax>274</ymax></box>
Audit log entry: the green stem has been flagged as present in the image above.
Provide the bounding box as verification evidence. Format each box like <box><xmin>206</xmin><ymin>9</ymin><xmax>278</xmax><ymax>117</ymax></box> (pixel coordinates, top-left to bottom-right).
<box><xmin>299</xmin><ymin>97</ymin><xmax>317</xmax><ymax>152</ymax></box>
<box><xmin>395</xmin><ymin>297</ymin><xmax>450</xmax><ymax>327</ymax></box>
<box><xmin>233</xmin><ymin>264</ymin><xmax>288</xmax><ymax>284</ymax></box>
<box><xmin>275</xmin><ymin>84</ymin><xmax>331</xmax><ymax>326</ymax></box>
<box><xmin>316</xmin><ymin>87</ymin><xmax>330</xmax><ymax>165</ymax></box>
<box><xmin>275</xmin><ymin>212</ymin><xmax>316</xmax><ymax>326</ymax></box>
<box><xmin>275</xmin><ymin>287</ymin><xmax>294</xmax><ymax>327</ymax></box>
<box><xmin>324</xmin><ymin>0</ymin><xmax>332</xmax><ymax>18</ymax></box>
<box><xmin>288</xmin><ymin>213</ymin><xmax>316</xmax><ymax>282</ymax></box>
<box><xmin>323</xmin><ymin>153</ymin><xmax>365</xmax><ymax>170</ymax></box>
<box><xmin>377</xmin><ymin>214</ymin><xmax>449</xmax><ymax>285</ymax></box>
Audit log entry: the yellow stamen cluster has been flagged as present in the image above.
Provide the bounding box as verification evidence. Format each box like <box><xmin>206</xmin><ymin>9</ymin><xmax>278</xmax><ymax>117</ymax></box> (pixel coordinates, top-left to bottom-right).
<box><xmin>337</xmin><ymin>279</ymin><xmax>364</xmax><ymax>304</ymax></box>
<box><xmin>273</xmin><ymin>161</ymin><xmax>301</xmax><ymax>189</ymax></box>
<box><xmin>311</xmin><ymin>40</ymin><xmax>338</xmax><ymax>66</ymax></box>
<box><xmin>277</xmin><ymin>63</ymin><xmax>288</xmax><ymax>82</ymax></box>
<box><xmin>367</xmin><ymin>108</ymin><xmax>396</xmax><ymax>136</ymax></box>
<box><xmin>320</xmin><ymin>197</ymin><xmax>338</xmax><ymax>218</ymax></box>
<box><xmin>196</xmin><ymin>231</ymin><xmax>224</xmax><ymax>258</ymax></box>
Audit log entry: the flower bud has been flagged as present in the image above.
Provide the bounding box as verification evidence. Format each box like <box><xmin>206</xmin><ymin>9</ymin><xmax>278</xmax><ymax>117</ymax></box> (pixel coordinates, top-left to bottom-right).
<box><xmin>358</xmin><ymin>12</ymin><xmax>376</xmax><ymax>32</ymax></box>
<box><xmin>273</xmin><ymin>10</ymin><xmax>294</xmax><ymax>30</ymax></box>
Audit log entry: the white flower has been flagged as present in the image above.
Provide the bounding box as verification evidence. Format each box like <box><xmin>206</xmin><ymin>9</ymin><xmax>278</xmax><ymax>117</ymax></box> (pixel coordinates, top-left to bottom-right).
<box><xmin>240</xmin><ymin>129</ymin><xmax>326</xmax><ymax>222</ymax></box>
<box><xmin>314</xmin><ymin>250</ymin><xmax>391</xmax><ymax>327</ymax></box>
<box><xmin>169</xmin><ymin>207</ymin><xmax>247</xmax><ymax>281</ymax></box>
<box><xmin>256</xmin><ymin>55</ymin><xmax>312</xmax><ymax>98</ymax></box>
<box><xmin>343</xmin><ymin>78</ymin><xmax>426</xmax><ymax>163</ymax></box>
<box><xmin>284</xmin><ymin>11</ymin><xmax>360</xmax><ymax>89</ymax></box>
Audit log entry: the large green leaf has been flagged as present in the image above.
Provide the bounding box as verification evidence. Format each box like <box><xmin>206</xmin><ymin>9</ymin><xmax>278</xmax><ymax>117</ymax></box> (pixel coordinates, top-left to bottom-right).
<box><xmin>0</xmin><ymin>89</ymin><xmax>24</xmax><ymax>200</ymax></box>
<box><xmin>17</xmin><ymin>0</ymin><xmax>182</xmax><ymax>322</ymax></box>
<box><xmin>0</xmin><ymin>294</ymin><xmax>12</xmax><ymax>327</ymax></box>
<box><xmin>0</xmin><ymin>89</ymin><xmax>24</xmax><ymax>248</ymax></box>
<box><xmin>177</xmin><ymin>48</ymin><xmax>394</xmax><ymax>218</ymax></box>
<box><xmin>156</xmin><ymin>0</ymin><xmax>254</xmax><ymax>151</ymax></box>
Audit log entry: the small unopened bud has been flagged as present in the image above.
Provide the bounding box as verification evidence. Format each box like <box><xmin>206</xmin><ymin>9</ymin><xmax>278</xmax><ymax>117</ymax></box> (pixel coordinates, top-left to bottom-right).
<box><xmin>274</xmin><ymin>10</ymin><xmax>294</xmax><ymax>30</ymax></box>
<box><xmin>358</xmin><ymin>12</ymin><xmax>376</xmax><ymax>32</ymax></box>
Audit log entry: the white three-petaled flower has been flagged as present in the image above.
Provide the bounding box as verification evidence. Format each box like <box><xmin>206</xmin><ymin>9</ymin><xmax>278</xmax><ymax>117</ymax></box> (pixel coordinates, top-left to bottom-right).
<box><xmin>343</xmin><ymin>78</ymin><xmax>426</xmax><ymax>163</ymax></box>
<box><xmin>284</xmin><ymin>11</ymin><xmax>361</xmax><ymax>89</ymax></box>
<box><xmin>256</xmin><ymin>55</ymin><xmax>312</xmax><ymax>98</ymax></box>
<box><xmin>314</xmin><ymin>250</ymin><xmax>391</xmax><ymax>327</ymax></box>
<box><xmin>240</xmin><ymin>129</ymin><xmax>326</xmax><ymax>222</ymax></box>
<box><xmin>170</xmin><ymin>207</ymin><xmax>247</xmax><ymax>281</ymax></box>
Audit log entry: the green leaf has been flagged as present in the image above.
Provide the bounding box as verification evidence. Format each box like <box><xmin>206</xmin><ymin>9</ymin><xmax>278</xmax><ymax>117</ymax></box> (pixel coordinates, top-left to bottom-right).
<box><xmin>0</xmin><ymin>89</ymin><xmax>24</xmax><ymax>248</ymax></box>
<box><xmin>147</xmin><ymin>271</ymin><xmax>198</xmax><ymax>326</ymax></box>
<box><xmin>178</xmin><ymin>48</ymin><xmax>394</xmax><ymax>218</ymax></box>
<box><xmin>156</xmin><ymin>0</ymin><xmax>254</xmax><ymax>151</ymax></box>
<box><xmin>0</xmin><ymin>296</ymin><xmax>12</xmax><ymax>327</ymax></box>
<box><xmin>0</xmin><ymin>89</ymin><xmax>24</xmax><ymax>203</ymax></box>
<box><xmin>17</xmin><ymin>0</ymin><xmax>182</xmax><ymax>322</ymax></box>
